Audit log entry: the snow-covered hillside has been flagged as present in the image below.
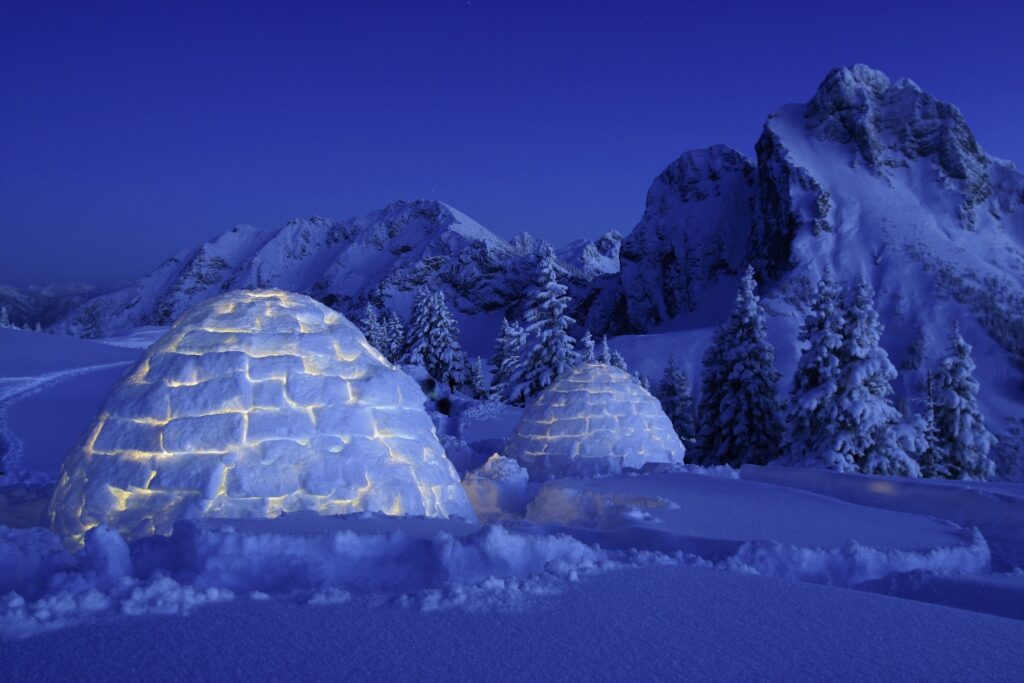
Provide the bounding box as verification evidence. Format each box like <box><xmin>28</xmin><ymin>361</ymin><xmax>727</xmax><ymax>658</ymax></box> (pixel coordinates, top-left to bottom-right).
<box><xmin>52</xmin><ymin>201</ymin><xmax>585</xmax><ymax>343</ymax></box>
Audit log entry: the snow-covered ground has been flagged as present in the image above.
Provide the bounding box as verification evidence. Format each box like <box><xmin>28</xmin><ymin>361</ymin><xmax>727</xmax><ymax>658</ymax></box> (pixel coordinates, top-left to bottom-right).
<box><xmin>1</xmin><ymin>329</ymin><xmax>1023</xmax><ymax>682</ymax></box>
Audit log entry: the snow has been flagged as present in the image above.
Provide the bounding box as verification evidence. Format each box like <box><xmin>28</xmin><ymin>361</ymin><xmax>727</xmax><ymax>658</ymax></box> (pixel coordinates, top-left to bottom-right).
<box><xmin>49</xmin><ymin>290</ymin><xmax>474</xmax><ymax>548</ymax></box>
<box><xmin>2</xmin><ymin>469</ymin><xmax>1023</xmax><ymax>681</ymax></box>
<box><xmin>505</xmin><ymin>364</ymin><xmax>685</xmax><ymax>479</ymax></box>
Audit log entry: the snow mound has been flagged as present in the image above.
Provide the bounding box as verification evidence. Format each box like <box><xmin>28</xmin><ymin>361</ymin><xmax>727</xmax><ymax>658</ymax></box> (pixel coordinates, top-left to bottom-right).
<box><xmin>504</xmin><ymin>363</ymin><xmax>685</xmax><ymax>480</ymax></box>
<box><xmin>462</xmin><ymin>455</ymin><xmax>532</xmax><ymax>520</ymax></box>
<box><xmin>0</xmin><ymin>517</ymin><xmax>605</xmax><ymax>638</ymax></box>
<box><xmin>48</xmin><ymin>290</ymin><xmax>474</xmax><ymax>548</ymax></box>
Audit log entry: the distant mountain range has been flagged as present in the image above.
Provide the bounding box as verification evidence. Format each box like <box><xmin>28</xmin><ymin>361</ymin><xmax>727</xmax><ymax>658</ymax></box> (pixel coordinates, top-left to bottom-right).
<box><xmin>8</xmin><ymin>64</ymin><xmax>1023</xmax><ymax>441</ymax></box>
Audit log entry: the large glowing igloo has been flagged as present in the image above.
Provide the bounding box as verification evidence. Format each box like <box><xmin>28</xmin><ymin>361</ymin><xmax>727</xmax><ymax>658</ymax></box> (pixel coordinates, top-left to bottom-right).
<box><xmin>50</xmin><ymin>290</ymin><xmax>474</xmax><ymax>547</ymax></box>
<box><xmin>505</xmin><ymin>363</ymin><xmax>685</xmax><ymax>480</ymax></box>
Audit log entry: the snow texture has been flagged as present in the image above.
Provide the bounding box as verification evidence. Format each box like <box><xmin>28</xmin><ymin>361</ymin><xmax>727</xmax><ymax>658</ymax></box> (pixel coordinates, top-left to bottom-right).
<box><xmin>505</xmin><ymin>363</ymin><xmax>685</xmax><ymax>480</ymax></box>
<box><xmin>48</xmin><ymin>290</ymin><xmax>474</xmax><ymax>549</ymax></box>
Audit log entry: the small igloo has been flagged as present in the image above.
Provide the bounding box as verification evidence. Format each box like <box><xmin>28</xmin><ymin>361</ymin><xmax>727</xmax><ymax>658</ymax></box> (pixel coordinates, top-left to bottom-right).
<box><xmin>505</xmin><ymin>363</ymin><xmax>685</xmax><ymax>480</ymax></box>
<box><xmin>50</xmin><ymin>290</ymin><xmax>474</xmax><ymax>548</ymax></box>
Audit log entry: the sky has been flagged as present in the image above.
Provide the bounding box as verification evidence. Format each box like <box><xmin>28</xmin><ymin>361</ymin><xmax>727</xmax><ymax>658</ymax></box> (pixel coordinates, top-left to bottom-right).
<box><xmin>2</xmin><ymin>0</ymin><xmax>1023</xmax><ymax>287</ymax></box>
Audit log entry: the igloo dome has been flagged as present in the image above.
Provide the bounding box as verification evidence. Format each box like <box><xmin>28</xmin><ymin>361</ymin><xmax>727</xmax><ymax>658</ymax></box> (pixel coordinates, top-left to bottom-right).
<box><xmin>50</xmin><ymin>290</ymin><xmax>474</xmax><ymax>548</ymax></box>
<box><xmin>505</xmin><ymin>363</ymin><xmax>685</xmax><ymax>480</ymax></box>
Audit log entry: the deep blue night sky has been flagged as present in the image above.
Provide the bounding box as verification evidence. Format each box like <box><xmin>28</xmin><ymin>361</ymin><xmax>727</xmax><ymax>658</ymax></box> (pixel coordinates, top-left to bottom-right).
<box><xmin>2</xmin><ymin>0</ymin><xmax>1022</xmax><ymax>286</ymax></box>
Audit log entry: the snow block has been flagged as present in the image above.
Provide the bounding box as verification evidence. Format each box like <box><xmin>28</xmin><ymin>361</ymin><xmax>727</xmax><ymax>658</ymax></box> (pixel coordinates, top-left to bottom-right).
<box><xmin>48</xmin><ymin>290</ymin><xmax>475</xmax><ymax>549</ymax></box>
<box><xmin>505</xmin><ymin>363</ymin><xmax>685</xmax><ymax>480</ymax></box>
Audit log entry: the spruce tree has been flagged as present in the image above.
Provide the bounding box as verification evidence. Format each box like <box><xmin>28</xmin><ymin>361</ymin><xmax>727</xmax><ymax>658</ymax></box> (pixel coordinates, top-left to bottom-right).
<box><xmin>359</xmin><ymin>303</ymin><xmax>388</xmax><ymax>355</ymax></box>
<box><xmin>836</xmin><ymin>279</ymin><xmax>919</xmax><ymax>477</ymax></box>
<box><xmin>930</xmin><ymin>324</ymin><xmax>996</xmax><ymax>480</ymax></box>
<box><xmin>914</xmin><ymin>373</ymin><xmax>947</xmax><ymax>478</ymax></box>
<box><xmin>657</xmin><ymin>357</ymin><xmax>697</xmax><ymax>444</ymax></box>
<box><xmin>695</xmin><ymin>266</ymin><xmax>782</xmax><ymax>467</ymax></box>
<box><xmin>578</xmin><ymin>330</ymin><xmax>596</xmax><ymax>364</ymax></box>
<box><xmin>783</xmin><ymin>270</ymin><xmax>848</xmax><ymax>470</ymax></box>
<box><xmin>598</xmin><ymin>335</ymin><xmax>612</xmax><ymax>364</ymax></box>
<box><xmin>491</xmin><ymin>318</ymin><xmax>527</xmax><ymax>402</ymax></box>
<box><xmin>404</xmin><ymin>287</ymin><xmax>466</xmax><ymax>388</ymax></box>
<box><xmin>0</xmin><ymin>307</ymin><xmax>10</xmax><ymax>328</ymax></box>
<box><xmin>634</xmin><ymin>372</ymin><xmax>651</xmax><ymax>392</ymax></box>
<box><xmin>382</xmin><ymin>309</ymin><xmax>405</xmax><ymax>363</ymax></box>
<box><xmin>609</xmin><ymin>349</ymin><xmax>629</xmax><ymax>371</ymax></box>
<box><xmin>517</xmin><ymin>247</ymin><xmax>577</xmax><ymax>400</ymax></box>
<box><xmin>467</xmin><ymin>357</ymin><xmax>489</xmax><ymax>400</ymax></box>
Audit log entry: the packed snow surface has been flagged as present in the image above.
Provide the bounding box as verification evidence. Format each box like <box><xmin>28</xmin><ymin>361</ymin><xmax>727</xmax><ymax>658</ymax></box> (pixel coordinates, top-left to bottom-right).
<box><xmin>48</xmin><ymin>290</ymin><xmax>474</xmax><ymax>548</ymax></box>
<box><xmin>504</xmin><ymin>363</ymin><xmax>685</xmax><ymax>479</ymax></box>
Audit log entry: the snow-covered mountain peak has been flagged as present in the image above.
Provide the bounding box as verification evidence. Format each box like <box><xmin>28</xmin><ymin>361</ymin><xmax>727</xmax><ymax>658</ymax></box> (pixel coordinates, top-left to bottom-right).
<box><xmin>799</xmin><ymin>65</ymin><xmax>994</xmax><ymax>230</ymax></box>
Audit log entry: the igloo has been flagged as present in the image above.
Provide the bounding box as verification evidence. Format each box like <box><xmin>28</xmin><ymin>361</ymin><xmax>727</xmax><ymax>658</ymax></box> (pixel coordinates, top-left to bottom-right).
<box><xmin>50</xmin><ymin>290</ymin><xmax>475</xmax><ymax>548</ymax></box>
<box><xmin>505</xmin><ymin>363</ymin><xmax>685</xmax><ymax>480</ymax></box>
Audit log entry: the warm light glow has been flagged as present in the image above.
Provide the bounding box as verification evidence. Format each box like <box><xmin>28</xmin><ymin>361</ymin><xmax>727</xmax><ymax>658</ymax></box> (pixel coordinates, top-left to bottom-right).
<box><xmin>50</xmin><ymin>289</ymin><xmax>474</xmax><ymax>549</ymax></box>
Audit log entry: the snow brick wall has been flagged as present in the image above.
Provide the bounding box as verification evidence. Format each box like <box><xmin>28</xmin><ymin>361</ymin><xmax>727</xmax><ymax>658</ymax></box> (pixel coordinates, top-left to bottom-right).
<box><xmin>49</xmin><ymin>290</ymin><xmax>474</xmax><ymax>548</ymax></box>
<box><xmin>505</xmin><ymin>363</ymin><xmax>685</xmax><ymax>480</ymax></box>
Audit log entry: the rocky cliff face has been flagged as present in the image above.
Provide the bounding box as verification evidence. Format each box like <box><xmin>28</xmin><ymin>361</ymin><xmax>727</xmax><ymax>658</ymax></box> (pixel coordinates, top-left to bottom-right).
<box><xmin>579</xmin><ymin>144</ymin><xmax>757</xmax><ymax>334</ymax></box>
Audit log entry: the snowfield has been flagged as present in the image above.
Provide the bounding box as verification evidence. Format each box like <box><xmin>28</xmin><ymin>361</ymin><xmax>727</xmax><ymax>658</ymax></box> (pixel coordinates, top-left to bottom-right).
<box><xmin>1</xmin><ymin>328</ymin><xmax>1023</xmax><ymax>681</ymax></box>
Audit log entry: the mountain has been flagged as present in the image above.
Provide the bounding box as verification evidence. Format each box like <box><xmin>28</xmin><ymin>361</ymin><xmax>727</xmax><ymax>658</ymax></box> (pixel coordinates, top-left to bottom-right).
<box><xmin>578</xmin><ymin>144</ymin><xmax>757</xmax><ymax>333</ymax></box>
<box><xmin>0</xmin><ymin>283</ymin><xmax>106</xmax><ymax>329</ymax></box>
<box><xmin>48</xmin><ymin>64</ymin><xmax>1024</xmax><ymax>452</ymax></box>
<box><xmin>581</xmin><ymin>64</ymin><xmax>1024</xmax><ymax>466</ymax></box>
<box><xmin>52</xmin><ymin>200</ymin><xmax>575</xmax><ymax>341</ymax></box>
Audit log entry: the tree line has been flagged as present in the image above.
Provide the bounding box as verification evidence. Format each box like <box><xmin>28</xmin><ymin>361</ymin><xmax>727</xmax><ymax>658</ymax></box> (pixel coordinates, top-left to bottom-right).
<box><xmin>358</xmin><ymin>253</ymin><xmax>997</xmax><ymax>481</ymax></box>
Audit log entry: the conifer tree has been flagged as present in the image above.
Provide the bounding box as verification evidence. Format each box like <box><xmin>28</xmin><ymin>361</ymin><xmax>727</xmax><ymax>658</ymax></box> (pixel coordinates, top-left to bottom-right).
<box><xmin>836</xmin><ymin>279</ymin><xmax>919</xmax><ymax>477</ymax></box>
<box><xmin>491</xmin><ymin>318</ymin><xmax>527</xmax><ymax>402</ymax></box>
<box><xmin>578</xmin><ymin>330</ymin><xmax>596</xmax><ymax>364</ymax></box>
<box><xmin>517</xmin><ymin>247</ymin><xmax>577</xmax><ymax>400</ymax></box>
<box><xmin>598</xmin><ymin>335</ymin><xmax>612</xmax><ymax>364</ymax></box>
<box><xmin>0</xmin><ymin>307</ymin><xmax>10</xmax><ymax>328</ymax></box>
<box><xmin>634</xmin><ymin>372</ymin><xmax>651</xmax><ymax>392</ymax></box>
<box><xmin>783</xmin><ymin>270</ymin><xmax>849</xmax><ymax>470</ymax></box>
<box><xmin>382</xmin><ymin>309</ymin><xmax>405</xmax><ymax>363</ymax></box>
<box><xmin>695</xmin><ymin>266</ymin><xmax>782</xmax><ymax>467</ymax></box>
<box><xmin>404</xmin><ymin>287</ymin><xmax>466</xmax><ymax>388</ymax></box>
<box><xmin>930</xmin><ymin>324</ymin><xmax>996</xmax><ymax>480</ymax></box>
<box><xmin>657</xmin><ymin>357</ymin><xmax>696</xmax><ymax>444</ymax></box>
<box><xmin>911</xmin><ymin>374</ymin><xmax>948</xmax><ymax>478</ymax></box>
<box><xmin>467</xmin><ymin>357</ymin><xmax>489</xmax><ymax>400</ymax></box>
<box><xmin>609</xmin><ymin>349</ymin><xmax>629</xmax><ymax>371</ymax></box>
<box><xmin>359</xmin><ymin>303</ymin><xmax>388</xmax><ymax>355</ymax></box>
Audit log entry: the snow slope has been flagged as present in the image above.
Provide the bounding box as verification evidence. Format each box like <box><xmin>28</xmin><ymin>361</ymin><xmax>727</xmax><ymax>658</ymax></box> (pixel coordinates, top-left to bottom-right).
<box><xmin>0</xmin><ymin>329</ymin><xmax>140</xmax><ymax>485</ymax></box>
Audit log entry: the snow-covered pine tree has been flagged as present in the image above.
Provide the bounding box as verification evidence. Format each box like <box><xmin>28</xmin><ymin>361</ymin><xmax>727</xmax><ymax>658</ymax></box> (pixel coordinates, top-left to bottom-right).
<box><xmin>609</xmin><ymin>349</ymin><xmax>628</xmax><ymax>371</ymax></box>
<box><xmin>404</xmin><ymin>287</ymin><xmax>466</xmax><ymax>388</ymax></box>
<box><xmin>695</xmin><ymin>266</ymin><xmax>782</xmax><ymax>467</ymax></box>
<box><xmin>578</xmin><ymin>330</ymin><xmax>596</xmax><ymax>364</ymax></box>
<box><xmin>467</xmin><ymin>357</ymin><xmax>489</xmax><ymax>400</ymax></box>
<box><xmin>516</xmin><ymin>246</ymin><xmax>577</xmax><ymax>400</ymax></box>
<box><xmin>634</xmin><ymin>372</ymin><xmax>651</xmax><ymax>392</ymax></box>
<box><xmin>598</xmin><ymin>335</ymin><xmax>612</xmax><ymax>364</ymax></box>
<box><xmin>359</xmin><ymin>303</ymin><xmax>388</xmax><ymax>354</ymax></box>
<box><xmin>836</xmin><ymin>279</ymin><xmax>919</xmax><ymax>477</ymax></box>
<box><xmin>382</xmin><ymin>309</ymin><xmax>405</xmax><ymax>363</ymax></box>
<box><xmin>0</xmin><ymin>307</ymin><xmax>10</xmax><ymax>328</ymax></box>
<box><xmin>783</xmin><ymin>270</ymin><xmax>848</xmax><ymax>470</ymax></box>
<box><xmin>930</xmin><ymin>324</ymin><xmax>996</xmax><ymax>480</ymax></box>
<box><xmin>657</xmin><ymin>357</ymin><xmax>696</xmax><ymax>444</ymax></box>
<box><xmin>915</xmin><ymin>373</ymin><xmax>949</xmax><ymax>478</ymax></box>
<box><xmin>491</xmin><ymin>318</ymin><xmax>527</xmax><ymax>402</ymax></box>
